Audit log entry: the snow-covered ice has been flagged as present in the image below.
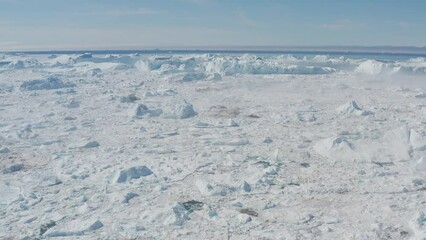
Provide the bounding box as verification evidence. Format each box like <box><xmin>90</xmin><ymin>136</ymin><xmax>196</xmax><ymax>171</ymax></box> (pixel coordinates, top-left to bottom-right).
<box><xmin>1</xmin><ymin>53</ymin><xmax>426</xmax><ymax>239</ymax></box>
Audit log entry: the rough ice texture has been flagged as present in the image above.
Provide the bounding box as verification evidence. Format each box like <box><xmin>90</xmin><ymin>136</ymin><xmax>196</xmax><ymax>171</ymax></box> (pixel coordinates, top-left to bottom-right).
<box><xmin>2</xmin><ymin>53</ymin><xmax>426</xmax><ymax>239</ymax></box>
<box><xmin>20</xmin><ymin>76</ymin><xmax>76</xmax><ymax>90</ymax></box>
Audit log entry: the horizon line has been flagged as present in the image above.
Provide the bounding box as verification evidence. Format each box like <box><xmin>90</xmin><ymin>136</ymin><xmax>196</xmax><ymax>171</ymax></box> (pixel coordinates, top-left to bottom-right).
<box><xmin>2</xmin><ymin>45</ymin><xmax>426</xmax><ymax>53</ymax></box>
<box><xmin>2</xmin><ymin>45</ymin><xmax>426</xmax><ymax>56</ymax></box>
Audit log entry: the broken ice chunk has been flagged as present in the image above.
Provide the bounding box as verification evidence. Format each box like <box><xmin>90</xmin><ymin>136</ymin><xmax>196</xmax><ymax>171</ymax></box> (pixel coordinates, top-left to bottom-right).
<box><xmin>182</xmin><ymin>72</ymin><xmax>206</xmax><ymax>82</ymax></box>
<box><xmin>83</xmin><ymin>141</ymin><xmax>100</xmax><ymax>148</ymax></box>
<box><xmin>0</xmin><ymin>147</ymin><xmax>11</xmax><ymax>154</ymax></box>
<box><xmin>195</xmin><ymin>179</ymin><xmax>235</xmax><ymax>196</ymax></box>
<box><xmin>195</xmin><ymin>179</ymin><xmax>214</xmax><ymax>195</ymax></box>
<box><xmin>417</xmin><ymin>211</ymin><xmax>426</xmax><ymax>228</ymax></box>
<box><xmin>120</xmin><ymin>94</ymin><xmax>139</xmax><ymax>103</ymax></box>
<box><xmin>131</xmin><ymin>104</ymin><xmax>163</xmax><ymax>118</ymax></box>
<box><xmin>44</xmin><ymin>218</ymin><xmax>103</xmax><ymax>237</ymax></box>
<box><xmin>44</xmin><ymin>176</ymin><xmax>62</xmax><ymax>186</ymax></box>
<box><xmin>133</xmin><ymin>104</ymin><xmax>149</xmax><ymax>117</ymax></box>
<box><xmin>314</xmin><ymin>135</ymin><xmax>355</xmax><ymax>160</ymax></box>
<box><xmin>410</xmin><ymin>129</ymin><xmax>426</xmax><ymax>151</ymax></box>
<box><xmin>122</xmin><ymin>192</ymin><xmax>139</xmax><ymax>203</ymax></box>
<box><xmin>238</xmin><ymin>208</ymin><xmax>259</xmax><ymax>217</ymax></box>
<box><xmin>144</xmin><ymin>89</ymin><xmax>177</xmax><ymax>97</ymax></box>
<box><xmin>237</xmin><ymin>214</ymin><xmax>252</xmax><ymax>224</ymax></box>
<box><xmin>241</xmin><ymin>181</ymin><xmax>252</xmax><ymax>192</ymax></box>
<box><xmin>39</xmin><ymin>220</ymin><xmax>56</xmax><ymax>236</ymax></box>
<box><xmin>164</xmin><ymin>98</ymin><xmax>197</xmax><ymax>119</ymax></box>
<box><xmin>172</xmin><ymin>203</ymin><xmax>191</xmax><ymax>226</ymax></box>
<box><xmin>415</xmin><ymin>157</ymin><xmax>426</xmax><ymax>172</ymax></box>
<box><xmin>263</xmin><ymin>166</ymin><xmax>278</xmax><ymax>176</ymax></box>
<box><xmin>296</xmin><ymin>112</ymin><xmax>317</xmax><ymax>122</ymax></box>
<box><xmin>3</xmin><ymin>164</ymin><xmax>24</xmax><ymax>174</ymax></box>
<box><xmin>227</xmin><ymin>119</ymin><xmax>239</xmax><ymax>127</ymax></box>
<box><xmin>115</xmin><ymin>166</ymin><xmax>153</xmax><ymax>183</ymax></box>
<box><xmin>336</xmin><ymin>101</ymin><xmax>373</xmax><ymax>116</ymax></box>
<box><xmin>181</xmin><ymin>200</ymin><xmax>204</xmax><ymax>212</ymax></box>
<box><xmin>66</xmin><ymin>100</ymin><xmax>80</xmax><ymax>109</ymax></box>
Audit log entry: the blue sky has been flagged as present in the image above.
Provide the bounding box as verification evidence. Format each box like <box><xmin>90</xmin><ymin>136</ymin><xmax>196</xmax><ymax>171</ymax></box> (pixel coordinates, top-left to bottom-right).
<box><xmin>0</xmin><ymin>0</ymin><xmax>425</xmax><ymax>50</ymax></box>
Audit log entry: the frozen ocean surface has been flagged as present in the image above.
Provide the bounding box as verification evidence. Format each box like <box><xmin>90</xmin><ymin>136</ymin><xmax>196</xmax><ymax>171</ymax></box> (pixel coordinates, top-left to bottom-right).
<box><xmin>1</xmin><ymin>51</ymin><xmax>426</xmax><ymax>239</ymax></box>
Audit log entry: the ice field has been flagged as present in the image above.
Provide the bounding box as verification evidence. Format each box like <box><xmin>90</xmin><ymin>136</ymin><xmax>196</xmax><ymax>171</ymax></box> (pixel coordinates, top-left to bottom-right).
<box><xmin>1</xmin><ymin>52</ymin><xmax>426</xmax><ymax>239</ymax></box>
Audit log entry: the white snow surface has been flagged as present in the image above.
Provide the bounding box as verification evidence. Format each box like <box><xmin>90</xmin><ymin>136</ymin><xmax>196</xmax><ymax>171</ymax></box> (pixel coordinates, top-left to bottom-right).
<box><xmin>1</xmin><ymin>53</ymin><xmax>426</xmax><ymax>239</ymax></box>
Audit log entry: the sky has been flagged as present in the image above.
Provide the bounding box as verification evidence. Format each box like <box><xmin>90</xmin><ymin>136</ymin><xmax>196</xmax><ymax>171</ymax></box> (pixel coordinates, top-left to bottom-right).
<box><xmin>0</xmin><ymin>0</ymin><xmax>426</xmax><ymax>51</ymax></box>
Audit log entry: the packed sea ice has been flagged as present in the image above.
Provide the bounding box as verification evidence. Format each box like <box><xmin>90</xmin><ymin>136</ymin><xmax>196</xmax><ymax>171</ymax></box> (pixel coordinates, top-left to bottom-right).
<box><xmin>1</xmin><ymin>53</ymin><xmax>426</xmax><ymax>239</ymax></box>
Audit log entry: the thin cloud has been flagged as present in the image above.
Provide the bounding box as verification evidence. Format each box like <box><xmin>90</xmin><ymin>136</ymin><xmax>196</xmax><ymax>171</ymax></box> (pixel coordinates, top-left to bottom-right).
<box><xmin>95</xmin><ymin>8</ymin><xmax>160</xmax><ymax>17</ymax></box>
<box><xmin>320</xmin><ymin>20</ymin><xmax>352</xmax><ymax>30</ymax></box>
<box><xmin>236</xmin><ymin>11</ymin><xmax>262</xmax><ymax>28</ymax></box>
<box><xmin>181</xmin><ymin>0</ymin><xmax>212</xmax><ymax>4</ymax></box>
<box><xmin>398</xmin><ymin>21</ymin><xmax>411</xmax><ymax>29</ymax></box>
<box><xmin>0</xmin><ymin>20</ymin><xmax>14</xmax><ymax>25</ymax></box>
<box><xmin>0</xmin><ymin>41</ymin><xmax>19</xmax><ymax>46</ymax></box>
